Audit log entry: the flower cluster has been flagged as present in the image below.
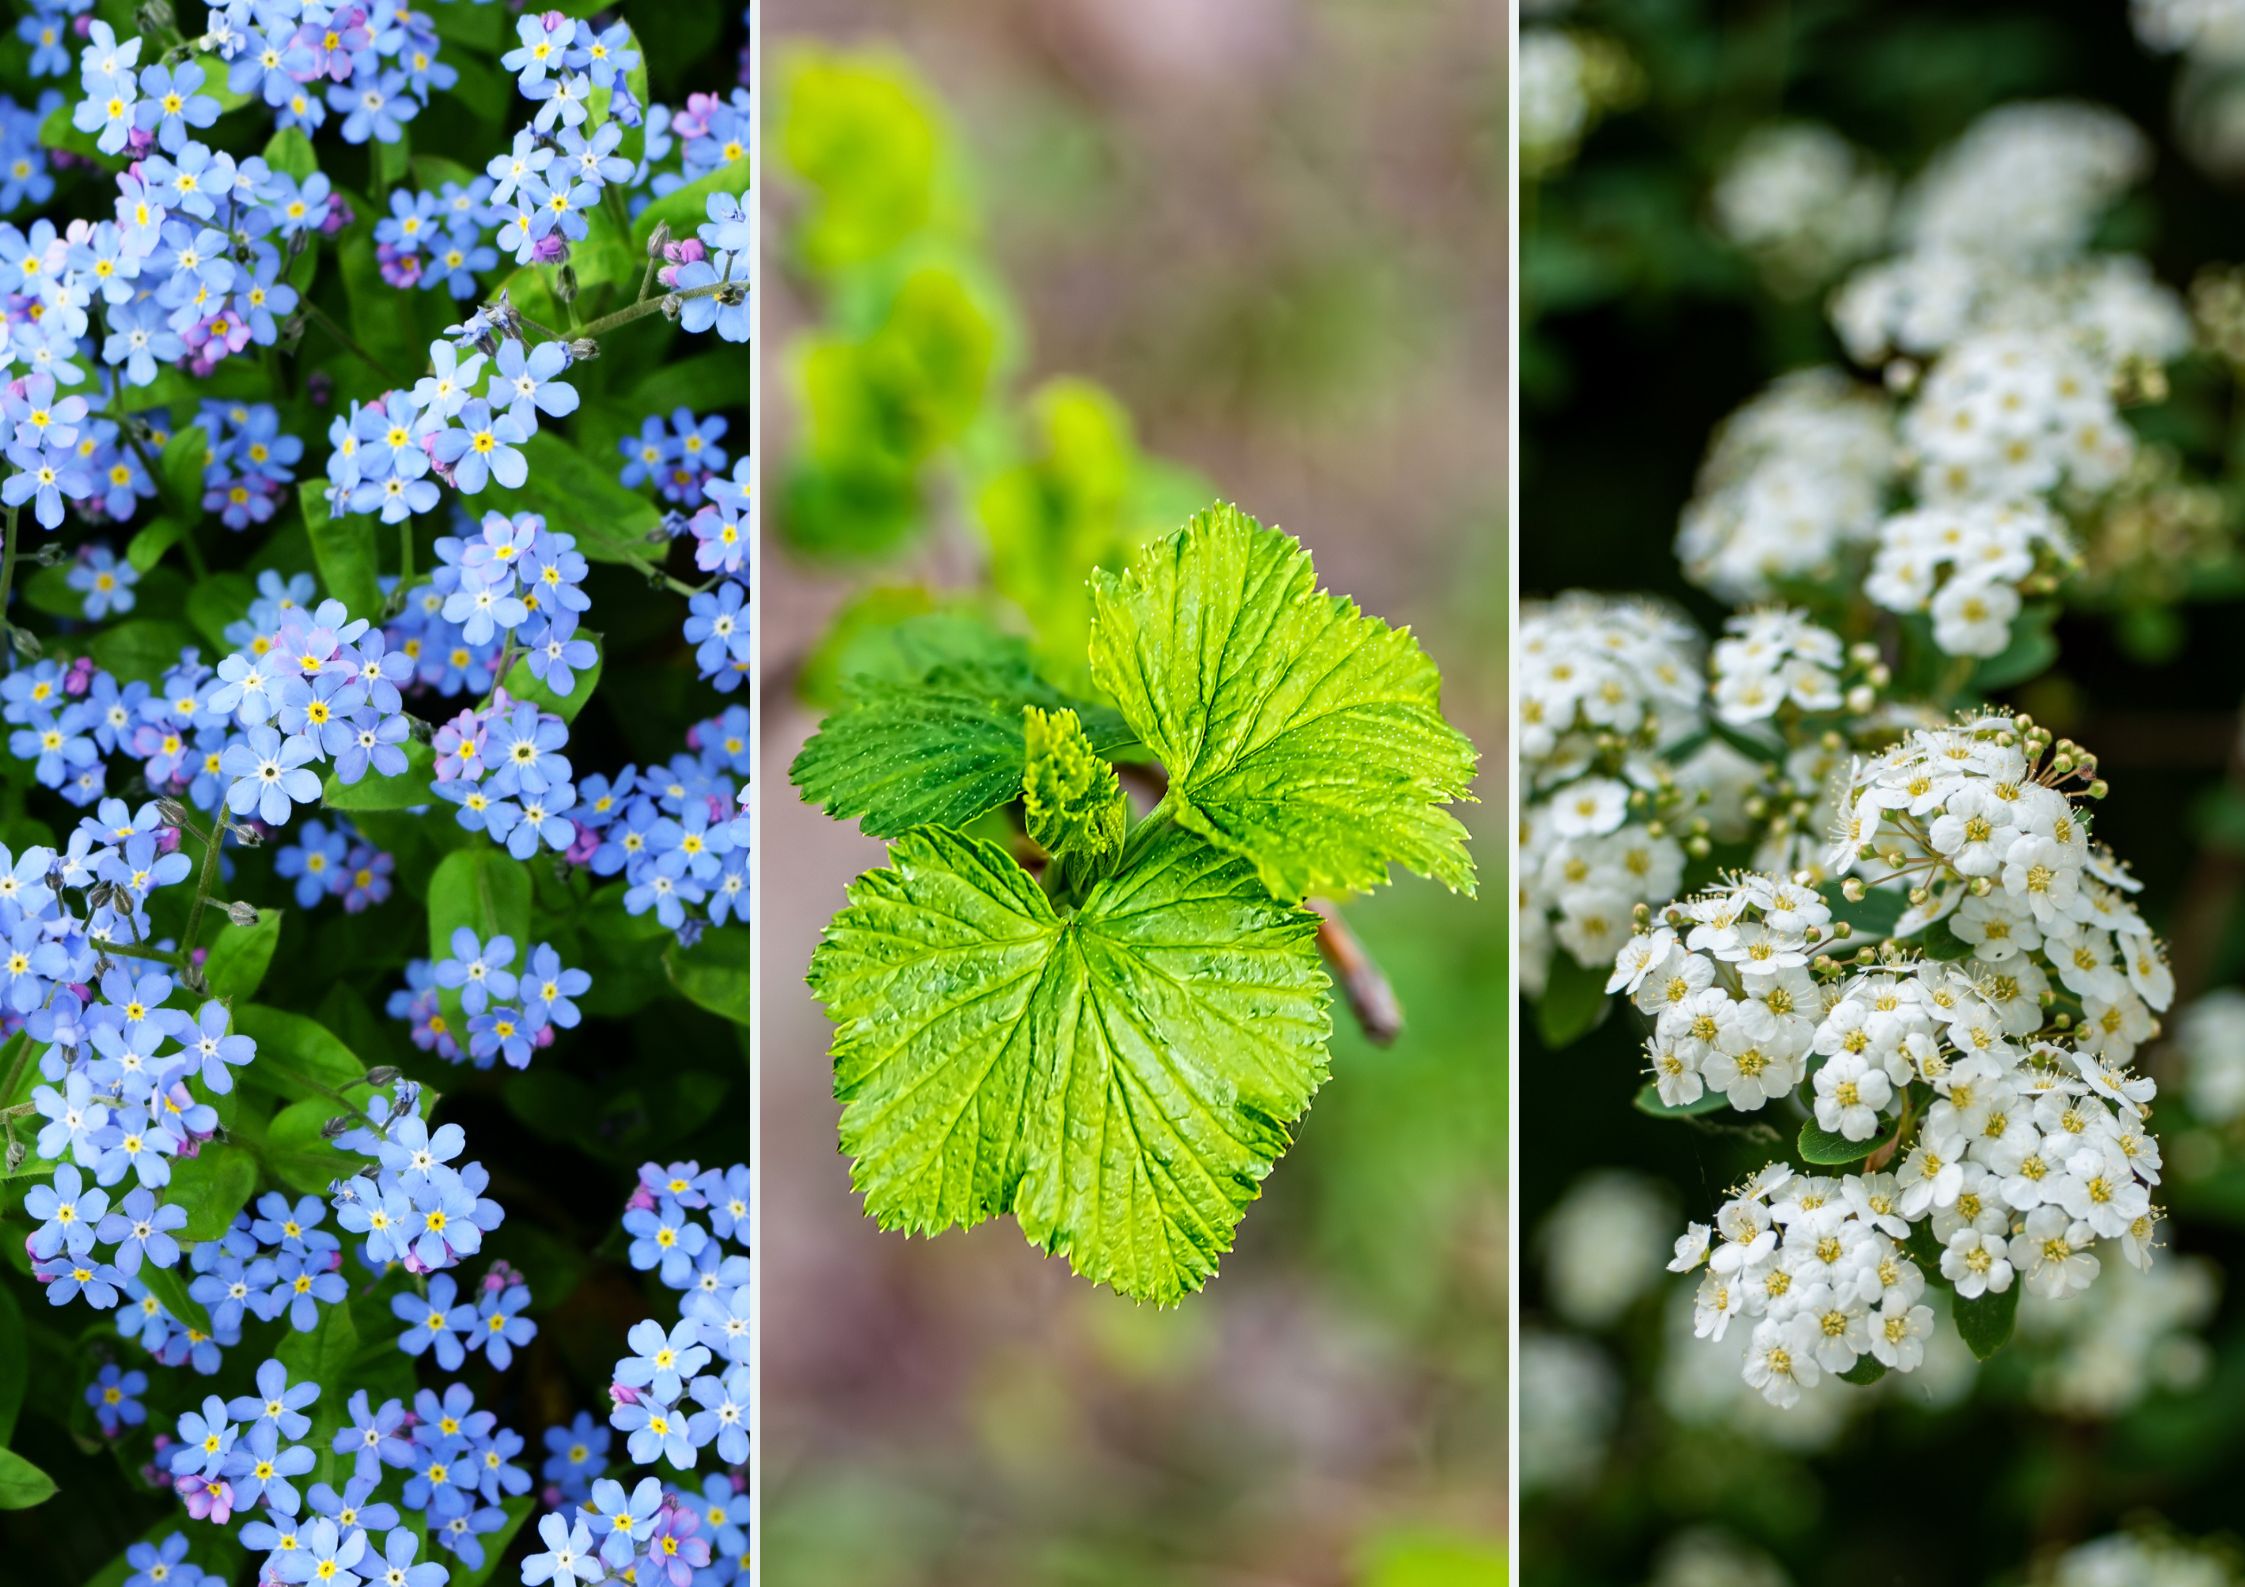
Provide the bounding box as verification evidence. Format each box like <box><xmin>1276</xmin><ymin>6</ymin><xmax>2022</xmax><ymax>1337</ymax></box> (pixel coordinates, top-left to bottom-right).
<box><xmin>2172</xmin><ymin>989</ymin><xmax>2245</xmax><ymax>1124</ymax></box>
<box><xmin>273</xmin><ymin>817</ymin><xmax>391</xmax><ymax>912</ymax></box>
<box><xmin>621</xmin><ymin>410</ymin><xmax>731</xmax><ymax>507</ymax></box>
<box><xmin>1862</xmin><ymin>498</ymin><xmax>2072</xmax><ymax>657</ymax></box>
<box><xmin>1711</xmin><ymin>122</ymin><xmax>1892</xmax><ymax>295</ymax></box>
<box><xmin>1708</xmin><ymin>609</ymin><xmax>1877</xmax><ymax>727</ymax></box>
<box><xmin>1828</xmin><ymin>716</ymin><xmax>2173</xmax><ymax>1066</ymax></box>
<box><xmin>386</xmin><ymin>930</ymin><xmax>590</xmax><ymax>1071</ymax></box>
<box><xmin>1518</xmin><ymin>595</ymin><xmax>1703</xmax><ymax>986</ymax></box>
<box><xmin>330</xmin><ymin>1080</ymin><xmax>506</xmax><ymax>1277</ymax></box>
<box><xmin>572</xmin><ymin>708</ymin><xmax>753</xmax><ymax>939</ymax></box>
<box><xmin>518</xmin><ymin>1160</ymin><xmax>753</xmax><ymax>1586</ymax></box>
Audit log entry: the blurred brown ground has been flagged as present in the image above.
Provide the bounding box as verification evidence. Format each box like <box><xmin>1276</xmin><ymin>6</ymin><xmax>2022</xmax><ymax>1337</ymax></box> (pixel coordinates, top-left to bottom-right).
<box><xmin>759</xmin><ymin>2</ymin><xmax>1509</xmax><ymax>1581</ymax></box>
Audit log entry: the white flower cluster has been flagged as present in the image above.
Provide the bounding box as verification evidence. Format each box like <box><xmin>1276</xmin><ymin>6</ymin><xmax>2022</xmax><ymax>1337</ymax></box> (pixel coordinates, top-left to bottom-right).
<box><xmin>1519</xmin><ymin>596</ymin><xmax>1701</xmax><ymax>986</ymax></box>
<box><xmin>1902</xmin><ymin>331</ymin><xmax>2133</xmax><ymax>505</ymax></box>
<box><xmin>1539</xmin><ymin>1170</ymin><xmax>1674</xmax><ymax>1327</ymax></box>
<box><xmin>1899</xmin><ymin>101</ymin><xmax>2150</xmax><ymax>267</ymax></box>
<box><xmin>1519</xmin><ymin>29</ymin><xmax>1638</xmax><ymax>177</ymax></box>
<box><xmin>1828</xmin><ymin>718</ymin><xmax>2174</xmax><ymax>1066</ymax></box>
<box><xmin>1676</xmin><ymin>370</ymin><xmax>1897</xmax><ymax>603</ymax></box>
<box><xmin>2049</xmin><ymin>1531</ymin><xmax>2239</xmax><ymax>1587</ymax></box>
<box><xmin>2173</xmin><ymin>989</ymin><xmax>2245</xmax><ymax>1122</ymax></box>
<box><xmin>1709</xmin><ymin>608</ymin><xmax>1868</xmax><ymax>725</ymax></box>
<box><xmin>1863</xmin><ymin>499</ymin><xmax>2071</xmax><ymax>656</ymax></box>
<box><xmin>2133</xmin><ymin>0</ymin><xmax>2245</xmax><ymax>63</ymax></box>
<box><xmin>1711</xmin><ymin>122</ymin><xmax>1892</xmax><ymax>294</ymax></box>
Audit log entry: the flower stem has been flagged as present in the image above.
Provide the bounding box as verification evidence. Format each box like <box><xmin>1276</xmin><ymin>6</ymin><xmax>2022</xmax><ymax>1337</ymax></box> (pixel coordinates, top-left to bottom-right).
<box><xmin>301</xmin><ymin>299</ymin><xmax>410</xmax><ymax>387</ymax></box>
<box><xmin>180</xmin><ymin>819</ymin><xmax>228</xmax><ymax>964</ymax></box>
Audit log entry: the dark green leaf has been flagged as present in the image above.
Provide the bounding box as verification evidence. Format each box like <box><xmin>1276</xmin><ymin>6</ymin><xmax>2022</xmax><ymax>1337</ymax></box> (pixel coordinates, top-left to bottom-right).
<box><xmin>89</xmin><ymin>619</ymin><xmax>197</xmax><ymax>685</ymax></box>
<box><xmin>262</xmin><ymin>1097</ymin><xmax>356</xmax><ymax>1197</ymax></box>
<box><xmin>0</xmin><ymin>1282</ymin><xmax>22</xmax><ymax>1441</ymax></box>
<box><xmin>1954</xmin><ymin>1280</ymin><xmax>2021</xmax><ymax>1361</ymax></box>
<box><xmin>1969</xmin><ymin>602</ymin><xmax>2059</xmax><ymax>695</ymax></box>
<box><xmin>1798</xmin><ymin>1121</ymin><xmax>1884</xmax><ymax>1165</ymax></box>
<box><xmin>158</xmin><ymin>425</ymin><xmax>209</xmax><ymax>519</ymax></box>
<box><xmin>184</xmin><ymin>572</ymin><xmax>258</xmax><ymax>653</ymax></box>
<box><xmin>1838</xmin><ymin>1354</ymin><xmax>1888</xmax><ymax>1385</ymax></box>
<box><xmin>1535</xmin><ymin>954</ymin><xmax>1611</xmax><ymax>1049</ymax></box>
<box><xmin>125</xmin><ymin>516</ymin><xmax>186</xmax><ymax>574</ymax></box>
<box><xmin>1632</xmin><ymin>1081</ymin><xmax>1732</xmax><ymax>1118</ymax></box>
<box><xmin>664</xmin><ymin>927</ymin><xmax>749</xmax><ymax>1026</ymax></box>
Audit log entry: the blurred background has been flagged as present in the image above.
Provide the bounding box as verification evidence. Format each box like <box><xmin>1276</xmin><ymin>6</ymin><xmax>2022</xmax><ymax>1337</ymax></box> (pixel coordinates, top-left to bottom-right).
<box><xmin>757</xmin><ymin>2</ymin><xmax>1507</xmax><ymax>1583</ymax></box>
<box><xmin>1521</xmin><ymin>2</ymin><xmax>2245</xmax><ymax>1584</ymax></box>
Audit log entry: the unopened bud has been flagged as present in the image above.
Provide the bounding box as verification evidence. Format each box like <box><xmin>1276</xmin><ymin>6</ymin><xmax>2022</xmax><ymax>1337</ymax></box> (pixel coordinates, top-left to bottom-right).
<box><xmin>555</xmin><ymin>264</ymin><xmax>579</xmax><ymax>304</ymax></box>
<box><xmin>321</xmin><ymin>1114</ymin><xmax>355</xmax><ymax>1139</ymax></box>
<box><xmin>568</xmin><ymin>338</ymin><xmax>600</xmax><ymax>363</ymax></box>
<box><xmin>224</xmin><ymin>901</ymin><xmax>260</xmax><ymax>927</ymax></box>
<box><xmin>366</xmin><ymin>1065</ymin><xmax>402</xmax><ymax>1087</ymax></box>
<box><xmin>157</xmin><ymin>798</ymin><xmax>192</xmax><ymax>828</ymax></box>
<box><xmin>646</xmin><ymin>221</ymin><xmax>671</xmax><ymax>257</ymax></box>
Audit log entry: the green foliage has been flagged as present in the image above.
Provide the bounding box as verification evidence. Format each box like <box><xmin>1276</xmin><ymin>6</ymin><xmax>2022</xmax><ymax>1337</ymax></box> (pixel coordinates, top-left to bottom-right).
<box><xmin>1953</xmin><ymin>1280</ymin><xmax>2022</xmax><ymax>1361</ymax></box>
<box><xmin>0</xmin><ymin>1446</ymin><xmax>57</xmax><ymax>1510</ymax></box>
<box><xmin>1091</xmin><ymin>504</ymin><xmax>1479</xmax><ymax>901</ymax></box>
<box><xmin>777</xmin><ymin>47</ymin><xmax>963</xmax><ymax>275</ymax></box>
<box><xmin>797</xmin><ymin>508</ymin><xmax>1476</xmax><ymax>1300</ymax></box>
<box><xmin>202</xmin><ymin>909</ymin><xmax>282</xmax><ymax>1001</ymax></box>
<box><xmin>1021</xmin><ymin>705</ymin><xmax>1126</xmax><ymax>890</ymax></box>
<box><xmin>1797</xmin><ymin>1120</ymin><xmax>1884</xmax><ymax>1165</ymax></box>
<box><xmin>809</xmin><ymin>826</ymin><xmax>1330</xmax><ymax>1303</ymax></box>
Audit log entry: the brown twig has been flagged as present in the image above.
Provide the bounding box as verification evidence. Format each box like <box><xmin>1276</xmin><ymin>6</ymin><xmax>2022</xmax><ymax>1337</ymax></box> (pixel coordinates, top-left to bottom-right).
<box><xmin>1311</xmin><ymin>898</ymin><xmax>1403</xmax><ymax>1046</ymax></box>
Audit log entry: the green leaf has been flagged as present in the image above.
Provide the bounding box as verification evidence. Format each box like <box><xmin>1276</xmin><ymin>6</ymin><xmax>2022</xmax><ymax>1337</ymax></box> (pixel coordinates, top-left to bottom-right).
<box><xmin>167</xmin><ymin>1142</ymin><xmax>259</xmax><ymax>1242</ymax></box>
<box><xmin>1954</xmin><ymin>1281</ymin><xmax>2021</xmax><ymax>1361</ymax></box>
<box><xmin>796</xmin><ymin>595</ymin><xmax>1018</xmax><ymax>709</ymax></box>
<box><xmin>263</xmin><ymin>127</ymin><xmax>319</xmax><ymax>180</ymax></box>
<box><xmin>125</xmin><ymin>516</ymin><xmax>186</xmax><ymax>574</ymax></box>
<box><xmin>1838</xmin><ymin>1354</ymin><xmax>1889</xmax><ymax>1385</ymax></box>
<box><xmin>89</xmin><ymin>619</ymin><xmax>197</xmax><ymax>685</ymax></box>
<box><xmin>1535</xmin><ymin>954</ymin><xmax>1610</xmax><ymax>1049</ymax></box>
<box><xmin>809</xmin><ymin>825</ymin><xmax>1331</xmax><ymax>1303</ymax></box>
<box><xmin>276</xmin><ymin>1282</ymin><xmax>359</xmax><ymax>1387</ymax></box>
<box><xmin>490</xmin><ymin>434</ymin><xmax>665</xmax><ymax>565</ymax></box>
<box><xmin>1916</xmin><ymin>915</ymin><xmax>1974</xmax><ymax>962</ymax></box>
<box><xmin>1089</xmin><ymin>503</ymin><xmax>1478</xmax><ymax>901</ymax></box>
<box><xmin>184</xmin><ymin>572</ymin><xmax>257</xmax><ymax>653</ymax></box>
<box><xmin>791</xmin><ymin>658</ymin><xmax>1130</xmax><ymax>838</ymax></box>
<box><xmin>202</xmin><ymin>909</ymin><xmax>281</xmax><ymax>1002</ymax></box>
<box><xmin>322</xmin><ymin>739</ymin><xmax>436</xmax><ymax>811</ymax></box>
<box><xmin>1631</xmin><ymin>1081</ymin><xmax>1731</xmax><ymax>1119</ymax></box>
<box><xmin>0</xmin><ymin>1448</ymin><xmax>56</xmax><ymax>1510</ymax></box>
<box><xmin>664</xmin><ymin>927</ymin><xmax>750</xmax><ymax>1026</ymax></box>
<box><xmin>233</xmin><ymin>1005</ymin><xmax>366</xmax><ymax>1102</ymax></box>
<box><xmin>159</xmin><ymin>425</ymin><xmax>210</xmax><ymax>518</ymax></box>
<box><xmin>632</xmin><ymin>155</ymin><xmax>752</xmax><ymax>257</ymax></box>
<box><xmin>302</xmin><ymin>478</ymin><xmax>383</xmax><ymax>619</ymax></box>
<box><xmin>1798</xmin><ymin>1120</ymin><xmax>1884</xmax><ymax>1166</ymax></box>
<box><xmin>262</xmin><ymin>1097</ymin><xmax>356</xmax><ymax>1196</ymax></box>
<box><xmin>140</xmin><ymin>1260</ymin><xmax>209</xmax><ymax>1337</ymax></box>
<box><xmin>499</xmin><ymin>633</ymin><xmax>603</xmax><ymax>722</ymax></box>
<box><xmin>1022</xmin><ymin>705</ymin><xmax>1125</xmax><ymax>888</ymax></box>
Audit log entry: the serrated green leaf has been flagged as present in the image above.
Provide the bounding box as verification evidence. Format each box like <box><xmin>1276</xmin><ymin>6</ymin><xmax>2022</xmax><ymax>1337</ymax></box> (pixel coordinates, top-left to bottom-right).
<box><xmin>791</xmin><ymin>658</ymin><xmax>1130</xmax><ymax>838</ymax></box>
<box><xmin>302</xmin><ymin>478</ymin><xmax>383</xmax><ymax>619</ymax></box>
<box><xmin>1954</xmin><ymin>1280</ymin><xmax>2021</xmax><ymax>1361</ymax></box>
<box><xmin>167</xmin><ymin>1142</ymin><xmax>259</xmax><ymax>1242</ymax></box>
<box><xmin>1798</xmin><ymin>1121</ymin><xmax>1884</xmax><ymax>1165</ymax></box>
<box><xmin>0</xmin><ymin>1447</ymin><xmax>56</xmax><ymax>1510</ymax></box>
<box><xmin>233</xmin><ymin>1005</ymin><xmax>366</xmax><ymax>1103</ymax></box>
<box><xmin>1089</xmin><ymin>503</ymin><xmax>1478</xmax><ymax>901</ymax></box>
<box><xmin>322</xmin><ymin>739</ymin><xmax>436</xmax><ymax>811</ymax></box>
<box><xmin>202</xmin><ymin>909</ymin><xmax>281</xmax><ymax>1002</ymax></box>
<box><xmin>664</xmin><ymin>927</ymin><xmax>750</xmax><ymax>1026</ymax></box>
<box><xmin>1022</xmin><ymin>705</ymin><xmax>1125</xmax><ymax>888</ymax></box>
<box><xmin>796</xmin><ymin>596</ymin><xmax>1018</xmax><ymax>709</ymax></box>
<box><xmin>809</xmin><ymin>825</ymin><xmax>1331</xmax><ymax>1302</ymax></box>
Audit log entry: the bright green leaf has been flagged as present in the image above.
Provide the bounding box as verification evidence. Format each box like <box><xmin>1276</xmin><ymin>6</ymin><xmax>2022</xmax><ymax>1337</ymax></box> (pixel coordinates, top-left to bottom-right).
<box><xmin>1022</xmin><ymin>704</ymin><xmax>1125</xmax><ymax>889</ymax></box>
<box><xmin>0</xmin><ymin>1448</ymin><xmax>56</xmax><ymax>1510</ymax></box>
<box><xmin>263</xmin><ymin>1097</ymin><xmax>356</xmax><ymax>1196</ymax></box>
<box><xmin>233</xmin><ymin>1005</ymin><xmax>366</xmax><ymax>1103</ymax></box>
<box><xmin>809</xmin><ymin>825</ymin><xmax>1331</xmax><ymax>1303</ymax></box>
<box><xmin>125</xmin><ymin>516</ymin><xmax>186</xmax><ymax>574</ymax></box>
<box><xmin>790</xmin><ymin>657</ymin><xmax>1129</xmax><ymax>838</ymax></box>
<box><xmin>302</xmin><ymin>478</ymin><xmax>383</xmax><ymax>619</ymax></box>
<box><xmin>158</xmin><ymin>425</ymin><xmax>210</xmax><ymax>519</ymax></box>
<box><xmin>427</xmin><ymin>848</ymin><xmax>532</xmax><ymax>1028</ymax></box>
<box><xmin>1089</xmin><ymin>503</ymin><xmax>1478</xmax><ymax>901</ymax></box>
<box><xmin>500</xmin><ymin>633</ymin><xmax>603</xmax><ymax>722</ymax></box>
<box><xmin>167</xmin><ymin>1142</ymin><xmax>259</xmax><ymax>1242</ymax></box>
<box><xmin>203</xmin><ymin>908</ymin><xmax>282</xmax><ymax>1002</ymax></box>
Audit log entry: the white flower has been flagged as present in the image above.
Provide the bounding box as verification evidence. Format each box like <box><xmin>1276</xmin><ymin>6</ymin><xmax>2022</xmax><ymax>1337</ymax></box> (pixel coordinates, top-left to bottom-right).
<box><xmin>1669</xmin><ymin>1221</ymin><xmax>1713</xmax><ymax>1273</ymax></box>
<box><xmin>1742</xmin><ymin>1314</ymin><xmax>1824</xmax><ymax>1407</ymax></box>
<box><xmin>1812</xmin><ymin>1052</ymin><xmax>1893</xmax><ymax>1141</ymax></box>
<box><xmin>1868</xmin><ymin>1295</ymin><xmax>1935</xmax><ymax>1372</ymax></box>
<box><xmin>1551</xmin><ymin>776</ymin><xmax>1632</xmax><ymax>838</ymax></box>
<box><xmin>1940</xmin><ymin>1227</ymin><xmax>2016</xmax><ymax>1299</ymax></box>
<box><xmin>2011</xmin><ymin>1205</ymin><xmax>2101</xmax><ymax>1299</ymax></box>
